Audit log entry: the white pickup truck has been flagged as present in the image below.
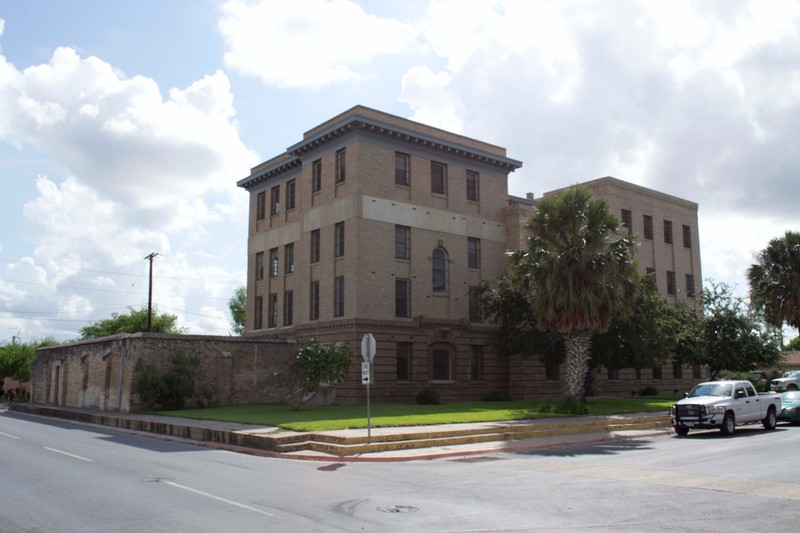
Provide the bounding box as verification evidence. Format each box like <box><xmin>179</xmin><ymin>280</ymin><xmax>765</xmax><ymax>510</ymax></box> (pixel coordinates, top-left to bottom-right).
<box><xmin>670</xmin><ymin>380</ymin><xmax>781</xmax><ymax>436</ymax></box>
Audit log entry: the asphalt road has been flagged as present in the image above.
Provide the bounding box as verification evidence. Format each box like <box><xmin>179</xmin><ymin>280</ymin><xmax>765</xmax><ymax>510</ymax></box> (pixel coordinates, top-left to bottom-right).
<box><xmin>2</xmin><ymin>410</ymin><xmax>800</xmax><ymax>532</ymax></box>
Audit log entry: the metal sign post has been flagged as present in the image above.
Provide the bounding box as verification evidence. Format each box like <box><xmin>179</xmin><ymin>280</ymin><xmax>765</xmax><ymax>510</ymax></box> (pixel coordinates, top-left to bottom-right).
<box><xmin>361</xmin><ymin>334</ymin><xmax>376</xmax><ymax>442</ymax></box>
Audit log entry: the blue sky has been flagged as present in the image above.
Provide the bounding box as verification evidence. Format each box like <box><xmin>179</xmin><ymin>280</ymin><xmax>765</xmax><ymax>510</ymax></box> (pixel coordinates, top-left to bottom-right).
<box><xmin>1</xmin><ymin>0</ymin><xmax>799</xmax><ymax>344</ymax></box>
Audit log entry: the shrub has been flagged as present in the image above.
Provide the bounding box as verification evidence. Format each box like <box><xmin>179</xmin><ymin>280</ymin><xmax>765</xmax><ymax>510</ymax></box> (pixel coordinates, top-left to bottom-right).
<box><xmin>416</xmin><ymin>387</ymin><xmax>441</xmax><ymax>405</ymax></box>
<box><xmin>274</xmin><ymin>339</ymin><xmax>352</xmax><ymax>410</ymax></box>
<box><xmin>483</xmin><ymin>390</ymin><xmax>511</xmax><ymax>402</ymax></box>
<box><xmin>639</xmin><ymin>386</ymin><xmax>659</xmax><ymax>396</ymax></box>
<box><xmin>133</xmin><ymin>349</ymin><xmax>200</xmax><ymax>410</ymax></box>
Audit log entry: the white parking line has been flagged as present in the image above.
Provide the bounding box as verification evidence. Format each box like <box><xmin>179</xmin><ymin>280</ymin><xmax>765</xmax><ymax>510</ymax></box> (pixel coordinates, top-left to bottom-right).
<box><xmin>43</xmin><ymin>447</ymin><xmax>94</xmax><ymax>462</ymax></box>
<box><xmin>162</xmin><ymin>480</ymin><xmax>275</xmax><ymax>517</ymax></box>
<box><xmin>0</xmin><ymin>431</ymin><xmax>20</xmax><ymax>440</ymax></box>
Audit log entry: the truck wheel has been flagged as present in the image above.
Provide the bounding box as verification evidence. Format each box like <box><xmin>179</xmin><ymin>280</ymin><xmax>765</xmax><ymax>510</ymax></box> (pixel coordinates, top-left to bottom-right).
<box><xmin>674</xmin><ymin>427</ymin><xmax>689</xmax><ymax>436</ymax></box>
<box><xmin>720</xmin><ymin>412</ymin><xmax>735</xmax><ymax>435</ymax></box>
<box><xmin>789</xmin><ymin>384</ymin><xmax>799</xmax><ymax>391</ymax></box>
<box><xmin>763</xmin><ymin>407</ymin><xmax>777</xmax><ymax>430</ymax></box>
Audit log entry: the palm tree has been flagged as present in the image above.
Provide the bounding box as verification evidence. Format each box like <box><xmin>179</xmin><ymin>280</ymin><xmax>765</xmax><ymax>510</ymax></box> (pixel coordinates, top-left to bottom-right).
<box><xmin>748</xmin><ymin>230</ymin><xmax>800</xmax><ymax>337</ymax></box>
<box><xmin>511</xmin><ymin>186</ymin><xmax>639</xmax><ymax>402</ymax></box>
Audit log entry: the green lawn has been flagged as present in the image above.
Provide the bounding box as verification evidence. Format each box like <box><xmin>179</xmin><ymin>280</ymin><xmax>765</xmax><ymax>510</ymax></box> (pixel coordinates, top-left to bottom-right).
<box><xmin>150</xmin><ymin>396</ymin><xmax>680</xmax><ymax>432</ymax></box>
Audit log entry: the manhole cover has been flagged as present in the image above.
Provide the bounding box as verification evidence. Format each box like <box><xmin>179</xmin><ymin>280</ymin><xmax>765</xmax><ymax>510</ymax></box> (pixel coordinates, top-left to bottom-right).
<box><xmin>377</xmin><ymin>505</ymin><xmax>419</xmax><ymax>513</ymax></box>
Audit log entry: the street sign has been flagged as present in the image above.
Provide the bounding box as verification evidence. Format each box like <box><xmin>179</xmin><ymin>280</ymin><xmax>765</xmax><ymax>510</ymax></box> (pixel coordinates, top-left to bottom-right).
<box><xmin>361</xmin><ymin>362</ymin><xmax>371</xmax><ymax>385</ymax></box>
<box><xmin>361</xmin><ymin>333</ymin><xmax>376</xmax><ymax>363</ymax></box>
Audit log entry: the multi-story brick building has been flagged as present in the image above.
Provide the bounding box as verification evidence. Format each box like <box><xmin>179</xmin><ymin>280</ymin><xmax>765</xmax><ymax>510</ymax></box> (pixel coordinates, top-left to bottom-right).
<box><xmin>238</xmin><ymin>106</ymin><xmax>702</xmax><ymax>402</ymax></box>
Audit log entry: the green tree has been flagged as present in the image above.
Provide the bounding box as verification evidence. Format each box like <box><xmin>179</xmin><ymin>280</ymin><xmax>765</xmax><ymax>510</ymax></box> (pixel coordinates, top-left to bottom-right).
<box><xmin>228</xmin><ymin>286</ymin><xmax>247</xmax><ymax>335</ymax></box>
<box><xmin>0</xmin><ymin>338</ymin><xmax>58</xmax><ymax>383</ymax></box>
<box><xmin>80</xmin><ymin>307</ymin><xmax>184</xmax><ymax>339</ymax></box>
<box><xmin>748</xmin><ymin>230</ymin><xmax>800</xmax><ymax>336</ymax></box>
<box><xmin>500</xmin><ymin>186</ymin><xmax>639</xmax><ymax>402</ymax></box>
<box><xmin>680</xmin><ymin>281</ymin><xmax>781</xmax><ymax>379</ymax></box>
<box><xmin>594</xmin><ymin>274</ymin><xmax>679</xmax><ymax>373</ymax></box>
<box><xmin>785</xmin><ymin>336</ymin><xmax>800</xmax><ymax>351</ymax></box>
<box><xmin>133</xmin><ymin>349</ymin><xmax>200</xmax><ymax>410</ymax></box>
<box><xmin>276</xmin><ymin>339</ymin><xmax>352</xmax><ymax>410</ymax></box>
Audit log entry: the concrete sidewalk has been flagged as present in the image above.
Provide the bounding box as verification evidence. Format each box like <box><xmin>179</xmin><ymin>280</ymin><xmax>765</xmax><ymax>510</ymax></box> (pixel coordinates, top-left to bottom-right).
<box><xmin>4</xmin><ymin>402</ymin><xmax>673</xmax><ymax>462</ymax></box>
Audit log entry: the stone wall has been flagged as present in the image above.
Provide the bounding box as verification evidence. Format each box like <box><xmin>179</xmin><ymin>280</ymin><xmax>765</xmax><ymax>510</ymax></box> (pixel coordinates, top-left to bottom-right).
<box><xmin>32</xmin><ymin>333</ymin><xmax>296</xmax><ymax>413</ymax></box>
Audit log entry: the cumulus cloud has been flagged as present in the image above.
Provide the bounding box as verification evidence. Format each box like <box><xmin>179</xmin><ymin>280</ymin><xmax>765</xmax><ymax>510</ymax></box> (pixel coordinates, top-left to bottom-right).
<box><xmin>218</xmin><ymin>0</ymin><xmax>419</xmax><ymax>89</ymax></box>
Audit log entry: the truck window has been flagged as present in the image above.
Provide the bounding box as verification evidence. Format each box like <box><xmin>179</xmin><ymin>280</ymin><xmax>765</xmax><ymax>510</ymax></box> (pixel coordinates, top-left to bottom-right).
<box><xmin>745</xmin><ymin>384</ymin><xmax>757</xmax><ymax>397</ymax></box>
<box><xmin>735</xmin><ymin>384</ymin><xmax>747</xmax><ymax>398</ymax></box>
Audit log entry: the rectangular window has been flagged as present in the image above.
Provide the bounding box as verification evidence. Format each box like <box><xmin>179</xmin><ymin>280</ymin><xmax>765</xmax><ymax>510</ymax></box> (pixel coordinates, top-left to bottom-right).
<box><xmin>256</xmin><ymin>192</ymin><xmax>266</xmax><ymax>221</ymax></box>
<box><xmin>395</xmin><ymin>278</ymin><xmax>411</xmax><ymax>318</ymax></box>
<box><xmin>310</xmin><ymin>229</ymin><xmax>320</xmax><ymax>263</ymax></box>
<box><xmin>621</xmin><ymin>209</ymin><xmax>632</xmax><ymax>234</ymax></box>
<box><xmin>396</xmin><ymin>342</ymin><xmax>412</xmax><ymax>381</ymax></box>
<box><xmin>635</xmin><ymin>368</ymin><xmax>642</xmax><ymax>380</ymax></box>
<box><xmin>470</xmin><ymin>346</ymin><xmax>484</xmax><ymax>381</ymax></box>
<box><xmin>334</xmin><ymin>222</ymin><xmax>345</xmax><ymax>258</ymax></box>
<box><xmin>643</xmin><ymin>215</ymin><xmax>653</xmax><ymax>240</ymax></box>
<box><xmin>432</xmin><ymin>349</ymin><xmax>451</xmax><ymax>381</ymax></box>
<box><xmin>468</xmin><ymin>287</ymin><xmax>482</xmax><ymax>323</ymax></box>
<box><xmin>283</xmin><ymin>290</ymin><xmax>293</xmax><ymax>326</ymax></box>
<box><xmin>395</xmin><ymin>225</ymin><xmax>410</xmax><ymax>260</ymax></box>
<box><xmin>254</xmin><ymin>295</ymin><xmax>263</xmax><ymax>329</ymax></box>
<box><xmin>270</xmin><ymin>186</ymin><xmax>280</xmax><ymax>216</ymax></box>
<box><xmin>286</xmin><ymin>179</ymin><xmax>296</xmax><ymax>211</ymax></box>
<box><xmin>545</xmin><ymin>360</ymin><xmax>559</xmax><ymax>381</ymax></box>
<box><xmin>333</xmin><ymin>276</ymin><xmax>344</xmax><ymax>317</ymax></box>
<box><xmin>466</xmin><ymin>170</ymin><xmax>479</xmax><ymax>202</ymax></box>
<box><xmin>682</xmin><ymin>225</ymin><xmax>692</xmax><ymax>248</ymax></box>
<box><xmin>431</xmin><ymin>161</ymin><xmax>447</xmax><ymax>195</ymax></box>
<box><xmin>312</xmin><ymin>159</ymin><xmax>322</xmax><ymax>193</ymax></box>
<box><xmin>268</xmin><ymin>293</ymin><xmax>278</xmax><ymax>328</ymax></box>
<box><xmin>335</xmin><ymin>148</ymin><xmax>346</xmax><ymax>183</ymax></box>
<box><xmin>673</xmin><ymin>362</ymin><xmax>683</xmax><ymax>379</ymax></box>
<box><xmin>284</xmin><ymin>243</ymin><xmax>295</xmax><ymax>274</ymax></box>
<box><xmin>667</xmin><ymin>271</ymin><xmax>676</xmax><ymax>295</ymax></box>
<box><xmin>395</xmin><ymin>153</ymin><xmax>410</xmax><ymax>186</ymax></box>
<box><xmin>269</xmin><ymin>248</ymin><xmax>278</xmax><ymax>278</ymax></box>
<box><xmin>663</xmin><ymin>220</ymin><xmax>673</xmax><ymax>244</ymax></box>
<box><xmin>309</xmin><ymin>281</ymin><xmax>320</xmax><ymax>320</ymax></box>
<box><xmin>467</xmin><ymin>238</ymin><xmax>480</xmax><ymax>269</ymax></box>
<box><xmin>685</xmin><ymin>274</ymin><xmax>695</xmax><ymax>297</ymax></box>
<box><xmin>255</xmin><ymin>252</ymin><xmax>265</xmax><ymax>281</ymax></box>
<box><xmin>692</xmin><ymin>364</ymin><xmax>702</xmax><ymax>380</ymax></box>
<box><xmin>608</xmin><ymin>368</ymin><xmax>619</xmax><ymax>380</ymax></box>
<box><xmin>652</xmin><ymin>366</ymin><xmax>663</xmax><ymax>379</ymax></box>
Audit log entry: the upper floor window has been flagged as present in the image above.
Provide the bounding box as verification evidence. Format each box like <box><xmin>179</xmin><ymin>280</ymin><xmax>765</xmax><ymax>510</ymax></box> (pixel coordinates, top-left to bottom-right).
<box><xmin>470</xmin><ymin>346</ymin><xmax>484</xmax><ymax>381</ymax></box>
<box><xmin>335</xmin><ymin>148</ymin><xmax>346</xmax><ymax>183</ymax></box>
<box><xmin>312</xmin><ymin>159</ymin><xmax>322</xmax><ymax>193</ymax></box>
<box><xmin>254</xmin><ymin>295</ymin><xmax>263</xmax><ymax>330</ymax></box>
<box><xmin>667</xmin><ymin>270</ymin><xmax>676</xmax><ymax>295</ymax></box>
<box><xmin>685</xmin><ymin>274</ymin><xmax>695</xmax><ymax>297</ymax></box>
<box><xmin>432</xmin><ymin>247</ymin><xmax>448</xmax><ymax>292</ymax></box>
<box><xmin>256</xmin><ymin>192</ymin><xmax>266</xmax><ymax>221</ymax></box>
<box><xmin>395</xmin><ymin>225</ymin><xmax>410</xmax><ymax>260</ymax></box>
<box><xmin>468</xmin><ymin>287</ymin><xmax>482</xmax><ymax>323</ymax></box>
<box><xmin>334</xmin><ymin>222</ymin><xmax>345</xmax><ymax>258</ymax></box>
<box><xmin>643</xmin><ymin>215</ymin><xmax>653</xmax><ymax>240</ymax></box>
<box><xmin>466</xmin><ymin>170</ymin><xmax>479</xmax><ymax>202</ymax></box>
<box><xmin>431</xmin><ymin>162</ymin><xmax>447</xmax><ymax>195</ymax></box>
<box><xmin>283</xmin><ymin>290</ymin><xmax>293</xmax><ymax>326</ymax></box>
<box><xmin>284</xmin><ymin>243</ymin><xmax>295</xmax><ymax>274</ymax></box>
<box><xmin>270</xmin><ymin>186</ymin><xmax>280</xmax><ymax>216</ymax></box>
<box><xmin>310</xmin><ymin>229</ymin><xmax>320</xmax><ymax>263</ymax></box>
<box><xmin>255</xmin><ymin>251</ymin><xmax>264</xmax><ymax>281</ymax></box>
<box><xmin>396</xmin><ymin>342</ymin><xmax>412</xmax><ymax>381</ymax></box>
<box><xmin>396</xmin><ymin>278</ymin><xmax>411</xmax><ymax>318</ymax></box>
<box><xmin>467</xmin><ymin>238</ymin><xmax>480</xmax><ymax>269</ymax></box>
<box><xmin>395</xmin><ymin>153</ymin><xmax>410</xmax><ymax>186</ymax></box>
<box><xmin>621</xmin><ymin>209</ymin><xmax>632</xmax><ymax>235</ymax></box>
<box><xmin>286</xmin><ymin>179</ymin><xmax>296</xmax><ymax>211</ymax></box>
<box><xmin>269</xmin><ymin>248</ymin><xmax>279</xmax><ymax>277</ymax></box>
<box><xmin>333</xmin><ymin>276</ymin><xmax>345</xmax><ymax>317</ymax></box>
<box><xmin>268</xmin><ymin>293</ymin><xmax>278</xmax><ymax>328</ymax></box>
<box><xmin>683</xmin><ymin>225</ymin><xmax>692</xmax><ymax>248</ymax></box>
<box><xmin>309</xmin><ymin>280</ymin><xmax>320</xmax><ymax>320</ymax></box>
<box><xmin>663</xmin><ymin>219</ymin><xmax>673</xmax><ymax>244</ymax></box>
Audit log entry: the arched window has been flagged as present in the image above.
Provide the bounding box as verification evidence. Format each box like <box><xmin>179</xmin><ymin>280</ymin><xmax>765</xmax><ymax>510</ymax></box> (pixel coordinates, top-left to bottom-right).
<box><xmin>432</xmin><ymin>247</ymin><xmax>448</xmax><ymax>292</ymax></box>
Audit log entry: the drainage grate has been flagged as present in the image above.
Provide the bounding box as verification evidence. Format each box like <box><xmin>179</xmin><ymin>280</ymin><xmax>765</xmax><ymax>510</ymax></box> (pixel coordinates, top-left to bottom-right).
<box><xmin>377</xmin><ymin>505</ymin><xmax>419</xmax><ymax>513</ymax></box>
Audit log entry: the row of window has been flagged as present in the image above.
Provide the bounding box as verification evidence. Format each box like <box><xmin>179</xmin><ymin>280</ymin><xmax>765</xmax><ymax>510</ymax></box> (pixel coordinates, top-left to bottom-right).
<box><xmin>254</xmin><ymin>222</ymin><xmax>347</xmax><ymax>282</ymax></box>
<box><xmin>646</xmin><ymin>268</ymin><xmax>695</xmax><ymax>297</ymax></box>
<box><xmin>256</xmin><ymin>149</ymin><xmax>482</xmax><ymax>223</ymax></box>
<box><xmin>395</xmin><ymin>279</ymin><xmax>483</xmax><ymax>322</ymax></box>
<box><xmin>621</xmin><ymin>210</ymin><xmax>692</xmax><ymax>248</ymax></box>
<box><xmin>395</xmin><ymin>226</ymin><xmax>481</xmax><ymax>269</ymax></box>
<box><xmin>395</xmin><ymin>343</ymin><xmax>484</xmax><ymax>382</ymax></box>
<box><xmin>545</xmin><ymin>362</ymin><xmax>703</xmax><ymax>381</ymax></box>
<box><xmin>253</xmin><ymin>276</ymin><xmax>346</xmax><ymax>329</ymax></box>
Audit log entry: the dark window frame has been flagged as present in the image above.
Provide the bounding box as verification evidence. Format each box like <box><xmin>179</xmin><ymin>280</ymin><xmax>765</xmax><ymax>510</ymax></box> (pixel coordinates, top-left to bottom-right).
<box><xmin>335</xmin><ymin>148</ymin><xmax>346</xmax><ymax>183</ymax></box>
<box><xmin>396</xmin><ymin>342</ymin><xmax>412</xmax><ymax>381</ymax></box>
<box><xmin>643</xmin><ymin>214</ymin><xmax>653</xmax><ymax>240</ymax></box>
<box><xmin>286</xmin><ymin>179</ymin><xmax>296</xmax><ymax>211</ymax></box>
<box><xmin>395</xmin><ymin>278</ymin><xmax>411</xmax><ymax>318</ymax></box>
<box><xmin>254</xmin><ymin>295</ymin><xmax>263</xmax><ymax>329</ymax></box>
<box><xmin>284</xmin><ymin>243</ymin><xmax>295</xmax><ymax>274</ymax></box>
<box><xmin>334</xmin><ymin>222</ymin><xmax>345</xmax><ymax>258</ymax></box>
<box><xmin>269</xmin><ymin>248</ymin><xmax>279</xmax><ymax>278</ymax></box>
<box><xmin>683</xmin><ymin>225</ymin><xmax>692</xmax><ymax>248</ymax></box>
<box><xmin>283</xmin><ymin>290</ymin><xmax>293</xmax><ymax>326</ymax></box>
<box><xmin>310</xmin><ymin>229</ymin><xmax>320</xmax><ymax>264</ymax></box>
<box><xmin>470</xmin><ymin>345</ymin><xmax>484</xmax><ymax>381</ymax></box>
<box><xmin>663</xmin><ymin>219</ymin><xmax>673</xmax><ymax>244</ymax></box>
<box><xmin>333</xmin><ymin>275</ymin><xmax>345</xmax><ymax>318</ymax></box>
<box><xmin>621</xmin><ymin>209</ymin><xmax>632</xmax><ymax>235</ymax></box>
<box><xmin>395</xmin><ymin>152</ymin><xmax>410</xmax><ymax>186</ymax></box>
<box><xmin>395</xmin><ymin>225</ymin><xmax>410</xmax><ymax>260</ymax></box>
<box><xmin>667</xmin><ymin>270</ymin><xmax>676</xmax><ymax>295</ymax></box>
<box><xmin>431</xmin><ymin>161</ymin><xmax>447</xmax><ymax>195</ymax></box>
<box><xmin>268</xmin><ymin>293</ymin><xmax>278</xmax><ymax>328</ymax></box>
<box><xmin>467</xmin><ymin>237</ymin><xmax>480</xmax><ymax>270</ymax></box>
<box><xmin>468</xmin><ymin>286</ymin><xmax>482</xmax><ymax>323</ymax></box>
<box><xmin>432</xmin><ymin>348</ymin><xmax>453</xmax><ymax>381</ymax></box>
<box><xmin>256</xmin><ymin>191</ymin><xmax>266</xmax><ymax>221</ymax></box>
<box><xmin>309</xmin><ymin>281</ymin><xmax>320</xmax><ymax>320</ymax></box>
<box><xmin>466</xmin><ymin>170</ymin><xmax>479</xmax><ymax>202</ymax></box>
<box><xmin>270</xmin><ymin>185</ymin><xmax>280</xmax><ymax>216</ymax></box>
<box><xmin>311</xmin><ymin>159</ymin><xmax>322</xmax><ymax>193</ymax></box>
<box><xmin>432</xmin><ymin>247</ymin><xmax>448</xmax><ymax>293</ymax></box>
<box><xmin>255</xmin><ymin>251</ymin><xmax>264</xmax><ymax>281</ymax></box>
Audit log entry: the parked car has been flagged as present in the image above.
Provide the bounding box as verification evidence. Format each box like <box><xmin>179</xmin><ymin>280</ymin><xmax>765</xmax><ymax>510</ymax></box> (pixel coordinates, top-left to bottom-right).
<box><xmin>670</xmin><ymin>380</ymin><xmax>781</xmax><ymax>436</ymax></box>
<box><xmin>770</xmin><ymin>371</ymin><xmax>800</xmax><ymax>391</ymax></box>
<box><xmin>778</xmin><ymin>391</ymin><xmax>800</xmax><ymax>424</ymax></box>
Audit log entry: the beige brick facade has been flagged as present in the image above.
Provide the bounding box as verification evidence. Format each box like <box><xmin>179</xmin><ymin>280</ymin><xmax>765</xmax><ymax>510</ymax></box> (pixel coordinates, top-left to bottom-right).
<box><xmin>239</xmin><ymin>106</ymin><xmax>703</xmax><ymax>402</ymax></box>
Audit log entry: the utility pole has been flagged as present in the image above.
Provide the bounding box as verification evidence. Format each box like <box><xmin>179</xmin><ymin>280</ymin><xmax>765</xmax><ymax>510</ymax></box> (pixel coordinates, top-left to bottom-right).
<box><xmin>145</xmin><ymin>252</ymin><xmax>159</xmax><ymax>332</ymax></box>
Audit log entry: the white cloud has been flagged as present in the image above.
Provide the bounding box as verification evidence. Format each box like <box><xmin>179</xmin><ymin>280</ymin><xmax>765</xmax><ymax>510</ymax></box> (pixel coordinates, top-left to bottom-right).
<box><xmin>218</xmin><ymin>0</ymin><xmax>419</xmax><ymax>89</ymax></box>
